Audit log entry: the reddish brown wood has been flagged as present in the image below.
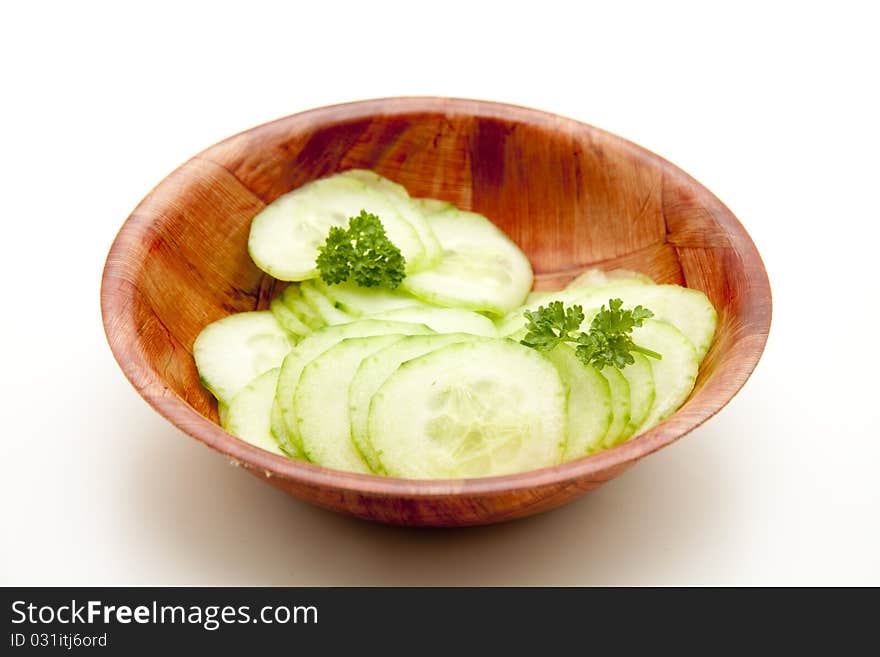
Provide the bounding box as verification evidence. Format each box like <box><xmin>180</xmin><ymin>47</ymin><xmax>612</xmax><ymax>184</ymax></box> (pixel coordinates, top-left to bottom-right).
<box><xmin>101</xmin><ymin>98</ymin><xmax>771</xmax><ymax>527</ymax></box>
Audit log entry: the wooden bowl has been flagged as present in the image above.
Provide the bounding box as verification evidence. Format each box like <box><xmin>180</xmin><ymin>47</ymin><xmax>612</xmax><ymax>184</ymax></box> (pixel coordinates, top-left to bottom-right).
<box><xmin>101</xmin><ymin>98</ymin><xmax>771</xmax><ymax>527</ymax></box>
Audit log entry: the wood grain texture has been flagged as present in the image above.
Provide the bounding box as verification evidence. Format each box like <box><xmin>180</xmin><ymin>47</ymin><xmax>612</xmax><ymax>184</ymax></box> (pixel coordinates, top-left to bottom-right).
<box><xmin>102</xmin><ymin>98</ymin><xmax>771</xmax><ymax>527</ymax></box>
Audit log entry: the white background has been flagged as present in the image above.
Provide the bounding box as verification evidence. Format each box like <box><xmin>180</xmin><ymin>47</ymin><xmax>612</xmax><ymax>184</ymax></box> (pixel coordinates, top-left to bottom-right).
<box><xmin>2</xmin><ymin>1</ymin><xmax>878</xmax><ymax>585</ymax></box>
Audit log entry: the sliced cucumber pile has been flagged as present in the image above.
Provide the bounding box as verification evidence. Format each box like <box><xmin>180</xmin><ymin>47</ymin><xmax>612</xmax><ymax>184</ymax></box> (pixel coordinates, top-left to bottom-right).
<box><xmin>296</xmin><ymin>334</ymin><xmax>406</xmax><ymax>473</ymax></box>
<box><xmin>369</xmin><ymin>340</ymin><xmax>567</xmax><ymax>478</ymax></box>
<box><xmin>193</xmin><ymin>169</ymin><xmax>718</xmax><ymax>477</ymax></box>
<box><xmin>300</xmin><ymin>280</ymin><xmax>354</xmax><ymax>325</ymax></box>
<box><xmin>270</xmin><ymin>297</ymin><xmax>312</xmax><ymax>337</ymax></box>
<box><xmin>597</xmin><ymin>365</ymin><xmax>632</xmax><ymax>449</ymax></box>
<box><xmin>279</xmin><ymin>284</ymin><xmax>323</xmax><ymax>330</ymax></box>
<box><xmin>544</xmin><ymin>345</ymin><xmax>612</xmax><ymax>460</ymax></box>
<box><xmin>269</xmin><ymin>396</ymin><xmax>300</xmax><ymax>458</ymax></box>
<box><xmin>275</xmin><ymin>319</ymin><xmax>434</xmax><ymax>455</ymax></box>
<box><xmin>627</xmin><ymin>319</ymin><xmax>699</xmax><ymax>433</ymax></box>
<box><xmin>618</xmin><ymin>353</ymin><xmax>655</xmax><ymax>439</ymax></box>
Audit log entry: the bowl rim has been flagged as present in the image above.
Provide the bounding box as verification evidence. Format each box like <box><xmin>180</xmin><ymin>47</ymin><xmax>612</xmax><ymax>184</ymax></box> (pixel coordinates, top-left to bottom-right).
<box><xmin>101</xmin><ymin>96</ymin><xmax>772</xmax><ymax>498</ymax></box>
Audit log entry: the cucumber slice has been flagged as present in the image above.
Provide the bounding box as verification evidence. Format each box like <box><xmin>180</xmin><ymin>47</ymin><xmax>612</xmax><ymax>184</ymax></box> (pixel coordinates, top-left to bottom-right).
<box><xmin>340</xmin><ymin>170</ymin><xmax>442</xmax><ymax>267</ymax></box>
<box><xmin>247</xmin><ymin>191</ymin><xmax>325</xmax><ymax>281</ymax></box>
<box><xmin>544</xmin><ymin>345</ymin><xmax>612</xmax><ymax>459</ymax></box>
<box><xmin>502</xmin><ymin>283</ymin><xmax>716</xmax><ymax>361</ymax></box>
<box><xmin>413</xmin><ymin>198</ymin><xmax>455</xmax><ymax>215</ymax></box>
<box><xmin>526</xmin><ymin>290</ymin><xmax>553</xmax><ymax>305</ymax></box>
<box><xmin>248</xmin><ymin>175</ymin><xmax>427</xmax><ymax>280</ymax></box>
<box><xmin>223</xmin><ymin>368</ymin><xmax>285</xmax><ymax>456</ymax></box>
<box><xmin>280</xmin><ymin>284</ymin><xmax>324</xmax><ymax>330</ymax></box>
<box><xmin>217</xmin><ymin>401</ymin><xmax>229</xmax><ymax>426</ymax></box>
<box><xmin>305</xmin><ymin>175</ymin><xmax>427</xmax><ymax>271</ymax></box>
<box><xmin>314</xmin><ymin>279</ymin><xmax>425</xmax><ymax>317</ymax></box>
<box><xmin>349</xmin><ymin>333</ymin><xmax>476</xmax><ymax>472</ymax></box>
<box><xmin>274</xmin><ymin>319</ymin><xmax>434</xmax><ymax>454</ymax></box>
<box><xmin>270</xmin><ymin>397</ymin><xmax>302</xmax><ymax>459</ymax></box>
<box><xmin>618</xmin><ymin>353</ymin><xmax>656</xmax><ymax>439</ymax></box>
<box><xmin>296</xmin><ymin>335</ymin><xmax>405</xmax><ymax>473</ymax></box>
<box><xmin>341</xmin><ymin>169</ymin><xmax>410</xmax><ymax>199</ymax></box>
<box><xmin>300</xmin><ymin>280</ymin><xmax>354</xmax><ymax>325</ymax></box>
<box><xmin>401</xmin><ymin>209</ymin><xmax>533</xmax><ymax>316</ymax></box>
<box><xmin>630</xmin><ymin>319</ymin><xmax>699</xmax><ymax>434</ymax></box>
<box><xmin>269</xmin><ymin>297</ymin><xmax>311</xmax><ymax>337</ymax></box>
<box><xmin>369</xmin><ymin>307</ymin><xmax>497</xmax><ymax>336</ymax></box>
<box><xmin>369</xmin><ymin>340</ymin><xmax>566</xmax><ymax>478</ymax></box>
<box><xmin>597</xmin><ymin>366</ymin><xmax>631</xmax><ymax>448</ymax></box>
<box><xmin>568</xmin><ymin>283</ymin><xmax>717</xmax><ymax>361</ymax></box>
<box><xmin>566</xmin><ymin>268</ymin><xmax>654</xmax><ymax>290</ymax></box>
<box><xmin>193</xmin><ymin>311</ymin><xmax>295</xmax><ymax>404</ymax></box>
<box><xmin>495</xmin><ymin>308</ymin><xmax>529</xmax><ymax>338</ymax></box>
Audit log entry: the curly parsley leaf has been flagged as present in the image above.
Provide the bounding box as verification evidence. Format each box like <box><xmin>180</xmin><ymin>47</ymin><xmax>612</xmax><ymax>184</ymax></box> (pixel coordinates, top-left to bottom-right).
<box><xmin>315</xmin><ymin>225</ymin><xmax>355</xmax><ymax>285</ymax></box>
<box><xmin>520</xmin><ymin>298</ymin><xmax>662</xmax><ymax>369</ymax></box>
<box><xmin>521</xmin><ymin>301</ymin><xmax>585</xmax><ymax>351</ymax></box>
<box><xmin>315</xmin><ymin>210</ymin><xmax>406</xmax><ymax>288</ymax></box>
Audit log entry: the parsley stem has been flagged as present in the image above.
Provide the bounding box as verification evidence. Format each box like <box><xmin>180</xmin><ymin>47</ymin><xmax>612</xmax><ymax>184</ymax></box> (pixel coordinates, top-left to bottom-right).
<box><xmin>631</xmin><ymin>344</ymin><xmax>663</xmax><ymax>360</ymax></box>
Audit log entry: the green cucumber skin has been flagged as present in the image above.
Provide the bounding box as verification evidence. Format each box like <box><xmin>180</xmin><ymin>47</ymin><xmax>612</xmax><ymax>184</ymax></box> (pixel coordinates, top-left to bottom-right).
<box><xmin>597</xmin><ymin>365</ymin><xmax>632</xmax><ymax>449</ymax></box>
<box><xmin>629</xmin><ymin>319</ymin><xmax>699</xmax><ymax>435</ymax></box>
<box><xmin>270</xmin><ymin>298</ymin><xmax>311</xmax><ymax>338</ymax></box>
<box><xmin>224</xmin><ymin>368</ymin><xmax>286</xmax><ymax>457</ymax></box>
<box><xmin>314</xmin><ymin>278</ymin><xmax>425</xmax><ymax>317</ymax></box>
<box><xmin>618</xmin><ymin>353</ymin><xmax>656</xmax><ymax>440</ymax></box>
<box><xmin>543</xmin><ymin>345</ymin><xmax>612</xmax><ymax>460</ymax></box>
<box><xmin>280</xmin><ymin>285</ymin><xmax>325</xmax><ymax>330</ymax></box>
<box><xmin>270</xmin><ymin>398</ymin><xmax>304</xmax><ymax>459</ymax></box>
<box><xmin>413</xmin><ymin>198</ymin><xmax>455</xmax><ymax>215</ymax></box>
<box><xmin>296</xmin><ymin>335</ymin><xmax>405</xmax><ymax>473</ymax></box>
<box><xmin>217</xmin><ymin>401</ymin><xmax>229</xmax><ymax>426</ymax></box>
<box><xmin>275</xmin><ymin>320</ymin><xmax>435</xmax><ymax>454</ymax></box>
<box><xmin>300</xmin><ymin>280</ymin><xmax>354</xmax><ymax>325</ymax></box>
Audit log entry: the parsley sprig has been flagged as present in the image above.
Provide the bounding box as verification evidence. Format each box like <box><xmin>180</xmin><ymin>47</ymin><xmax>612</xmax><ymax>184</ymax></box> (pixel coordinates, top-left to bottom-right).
<box><xmin>520</xmin><ymin>299</ymin><xmax>662</xmax><ymax>369</ymax></box>
<box><xmin>316</xmin><ymin>210</ymin><xmax>406</xmax><ymax>288</ymax></box>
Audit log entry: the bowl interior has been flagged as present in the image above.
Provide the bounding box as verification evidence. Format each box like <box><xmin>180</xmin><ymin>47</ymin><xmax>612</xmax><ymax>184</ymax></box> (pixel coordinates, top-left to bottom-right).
<box><xmin>103</xmin><ymin>98</ymin><xmax>770</xmax><ymax>489</ymax></box>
